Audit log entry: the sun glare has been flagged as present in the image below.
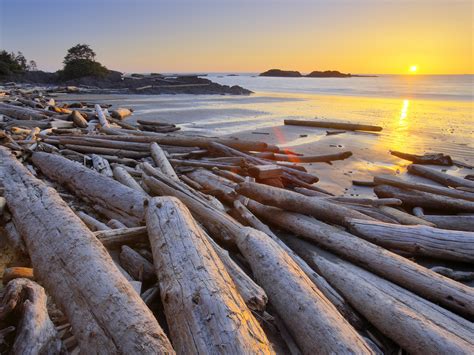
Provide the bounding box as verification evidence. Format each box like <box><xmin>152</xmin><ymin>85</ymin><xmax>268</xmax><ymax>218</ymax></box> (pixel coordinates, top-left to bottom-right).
<box><xmin>409</xmin><ymin>65</ymin><xmax>418</xmax><ymax>73</ymax></box>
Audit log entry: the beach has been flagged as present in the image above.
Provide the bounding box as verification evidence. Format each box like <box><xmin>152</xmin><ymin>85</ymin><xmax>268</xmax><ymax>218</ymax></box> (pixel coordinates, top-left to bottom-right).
<box><xmin>57</xmin><ymin>74</ymin><xmax>474</xmax><ymax>196</ymax></box>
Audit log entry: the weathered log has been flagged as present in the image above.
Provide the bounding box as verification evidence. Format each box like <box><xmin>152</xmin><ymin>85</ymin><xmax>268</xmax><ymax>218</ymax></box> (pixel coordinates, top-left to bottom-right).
<box><xmin>113</xmin><ymin>165</ymin><xmax>148</xmax><ymax>195</ymax></box>
<box><xmin>378</xmin><ymin>206</ymin><xmax>435</xmax><ymax>226</ymax></box>
<box><xmin>237</xmin><ymin>182</ymin><xmax>375</xmax><ymax>227</ymax></box>
<box><xmin>243</xmin><ymin>198</ymin><xmax>474</xmax><ymax>318</ymax></box>
<box><xmin>95</xmin><ymin>104</ymin><xmax>110</xmax><ymax>128</ymax></box>
<box><xmin>248</xmin><ymin>164</ymin><xmax>283</xmax><ymax>179</ymax></box>
<box><xmin>327</xmin><ymin>196</ymin><xmax>402</xmax><ymax>207</ymax></box>
<box><xmin>32</xmin><ymin>152</ymin><xmax>147</xmax><ymax>225</ymax></box>
<box><xmin>119</xmin><ymin>246</ymin><xmax>156</xmax><ymax>283</ymax></box>
<box><xmin>94</xmin><ymin>226</ymin><xmax>148</xmax><ymax>249</ymax></box>
<box><xmin>0</xmin><ymin>278</ymin><xmax>62</xmax><ymax>354</ymax></box>
<box><xmin>150</xmin><ymin>142</ymin><xmax>179</xmax><ymax>180</ymax></box>
<box><xmin>206</xmin><ymin>234</ymin><xmax>268</xmax><ymax>311</ymax></box>
<box><xmin>347</xmin><ymin>218</ymin><xmax>474</xmax><ymax>262</ymax></box>
<box><xmin>272</xmin><ymin>151</ymin><xmax>352</xmax><ymax>163</ymax></box>
<box><xmin>69</xmin><ymin>110</ymin><xmax>88</xmax><ymax>128</ymax></box>
<box><xmin>64</xmin><ymin>144</ymin><xmax>150</xmax><ymax>158</ymax></box>
<box><xmin>146</xmin><ymin>197</ymin><xmax>273</xmax><ymax>354</ymax></box>
<box><xmin>390</xmin><ymin>150</ymin><xmax>453</xmax><ymax>165</ymax></box>
<box><xmin>47</xmin><ymin>136</ymin><xmax>151</xmax><ymax>151</ymax></box>
<box><xmin>90</xmin><ymin>154</ymin><xmax>113</xmax><ymax>177</ymax></box>
<box><xmin>1</xmin><ymin>148</ymin><xmax>174</xmax><ymax>353</ymax></box>
<box><xmin>107</xmin><ymin>218</ymin><xmax>127</xmax><ymax>229</ymax></box>
<box><xmin>284</xmin><ymin>119</ymin><xmax>383</xmax><ymax>132</ymax></box>
<box><xmin>233</xmin><ymin>199</ymin><xmax>366</xmax><ymax>330</ymax></box>
<box><xmin>170</xmin><ymin>158</ymin><xmax>244</xmax><ymax>173</ymax></box>
<box><xmin>0</xmin><ymin>103</ymin><xmax>49</xmax><ymax>120</ymax></box>
<box><xmin>430</xmin><ymin>267</ymin><xmax>474</xmax><ymax>282</ymax></box>
<box><xmin>284</xmin><ymin>238</ymin><xmax>474</xmax><ymax>354</ymax></box>
<box><xmin>111</xmin><ymin>108</ymin><xmax>132</xmax><ymax>119</ymax></box>
<box><xmin>3</xmin><ymin>219</ymin><xmax>28</xmax><ymax>255</ymax></box>
<box><xmin>76</xmin><ymin>211</ymin><xmax>111</xmax><ymax>231</ymax></box>
<box><xmin>374</xmin><ymin>174</ymin><xmax>474</xmax><ymax>202</ymax></box>
<box><xmin>213</xmin><ymin>167</ymin><xmax>246</xmax><ymax>183</ymax></box>
<box><xmin>421</xmin><ymin>214</ymin><xmax>474</xmax><ymax>232</ymax></box>
<box><xmin>408</xmin><ymin>164</ymin><xmax>474</xmax><ymax>189</ymax></box>
<box><xmin>101</xmin><ymin>127</ymin><xmax>278</xmax><ymax>152</ymax></box>
<box><xmin>375</xmin><ymin>184</ymin><xmax>474</xmax><ymax>212</ymax></box>
<box><xmin>235</xmin><ymin>227</ymin><xmax>374</xmax><ymax>354</ymax></box>
<box><xmin>137</xmin><ymin>119</ymin><xmax>175</xmax><ymax>127</ymax></box>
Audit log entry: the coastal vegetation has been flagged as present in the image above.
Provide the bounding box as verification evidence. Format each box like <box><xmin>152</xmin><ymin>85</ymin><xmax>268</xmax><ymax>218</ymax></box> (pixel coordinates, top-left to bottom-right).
<box><xmin>0</xmin><ymin>50</ymin><xmax>36</xmax><ymax>78</ymax></box>
<box><xmin>58</xmin><ymin>44</ymin><xmax>109</xmax><ymax>80</ymax></box>
<box><xmin>259</xmin><ymin>68</ymin><xmax>375</xmax><ymax>78</ymax></box>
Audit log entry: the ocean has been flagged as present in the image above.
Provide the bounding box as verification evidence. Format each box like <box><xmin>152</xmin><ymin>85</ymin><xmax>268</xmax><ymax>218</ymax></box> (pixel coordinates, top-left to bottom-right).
<box><xmin>59</xmin><ymin>74</ymin><xmax>473</xmax><ymax>194</ymax></box>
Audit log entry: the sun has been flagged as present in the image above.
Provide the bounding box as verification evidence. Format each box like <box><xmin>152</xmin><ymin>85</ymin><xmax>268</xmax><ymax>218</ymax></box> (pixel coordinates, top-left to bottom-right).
<box><xmin>409</xmin><ymin>65</ymin><xmax>418</xmax><ymax>73</ymax></box>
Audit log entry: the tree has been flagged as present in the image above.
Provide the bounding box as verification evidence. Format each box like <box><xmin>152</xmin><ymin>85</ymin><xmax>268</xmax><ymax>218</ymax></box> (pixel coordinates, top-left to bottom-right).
<box><xmin>60</xmin><ymin>44</ymin><xmax>108</xmax><ymax>80</ymax></box>
<box><xmin>27</xmin><ymin>60</ymin><xmax>38</xmax><ymax>71</ymax></box>
<box><xmin>0</xmin><ymin>50</ymin><xmax>29</xmax><ymax>77</ymax></box>
<box><xmin>63</xmin><ymin>44</ymin><xmax>96</xmax><ymax>65</ymax></box>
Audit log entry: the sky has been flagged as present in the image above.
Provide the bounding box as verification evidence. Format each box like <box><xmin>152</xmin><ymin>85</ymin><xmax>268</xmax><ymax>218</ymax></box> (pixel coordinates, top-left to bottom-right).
<box><xmin>0</xmin><ymin>0</ymin><xmax>472</xmax><ymax>74</ymax></box>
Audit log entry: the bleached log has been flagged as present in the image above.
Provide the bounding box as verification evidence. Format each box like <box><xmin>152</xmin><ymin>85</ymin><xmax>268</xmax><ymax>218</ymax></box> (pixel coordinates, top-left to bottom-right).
<box><xmin>266</xmin><ymin>151</ymin><xmax>353</xmax><ymax>163</ymax></box>
<box><xmin>284</xmin><ymin>119</ymin><xmax>382</xmax><ymax>132</ymax></box>
<box><xmin>422</xmin><ymin>215</ymin><xmax>474</xmax><ymax>232</ymax></box>
<box><xmin>111</xmin><ymin>108</ymin><xmax>132</xmax><ymax>119</ymax></box>
<box><xmin>237</xmin><ymin>181</ymin><xmax>374</xmax><ymax>227</ymax></box>
<box><xmin>76</xmin><ymin>211</ymin><xmax>111</xmax><ymax>231</ymax></box>
<box><xmin>146</xmin><ymin>197</ymin><xmax>273</xmax><ymax>354</ymax></box>
<box><xmin>32</xmin><ymin>152</ymin><xmax>147</xmax><ymax>225</ymax></box>
<box><xmin>3</xmin><ymin>219</ymin><xmax>27</xmax><ymax>255</ymax></box>
<box><xmin>107</xmin><ymin>218</ymin><xmax>127</xmax><ymax>229</ymax></box>
<box><xmin>243</xmin><ymin>198</ymin><xmax>474</xmax><ymax>318</ymax></box>
<box><xmin>64</xmin><ymin>144</ymin><xmax>150</xmax><ymax>158</ymax></box>
<box><xmin>0</xmin><ymin>103</ymin><xmax>49</xmax><ymax>120</ymax></box>
<box><xmin>150</xmin><ymin>142</ymin><xmax>179</xmax><ymax>180</ymax></box>
<box><xmin>284</xmin><ymin>238</ymin><xmax>474</xmax><ymax>354</ymax></box>
<box><xmin>69</xmin><ymin>110</ymin><xmax>88</xmax><ymax>128</ymax></box>
<box><xmin>347</xmin><ymin>218</ymin><xmax>474</xmax><ymax>262</ymax></box>
<box><xmin>235</xmin><ymin>227</ymin><xmax>374</xmax><ymax>354</ymax></box>
<box><xmin>374</xmin><ymin>174</ymin><xmax>474</xmax><ymax>202</ymax></box>
<box><xmin>408</xmin><ymin>164</ymin><xmax>474</xmax><ymax>189</ymax></box>
<box><xmin>113</xmin><ymin>165</ymin><xmax>148</xmax><ymax>194</ymax></box>
<box><xmin>47</xmin><ymin>136</ymin><xmax>151</xmax><ymax>151</ymax></box>
<box><xmin>90</xmin><ymin>154</ymin><xmax>113</xmax><ymax>177</ymax></box>
<box><xmin>95</xmin><ymin>104</ymin><xmax>110</xmax><ymax>128</ymax></box>
<box><xmin>0</xmin><ymin>278</ymin><xmax>62</xmax><ymax>354</ymax></box>
<box><xmin>119</xmin><ymin>246</ymin><xmax>156</xmax><ymax>283</ymax></box>
<box><xmin>1</xmin><ymin>147</ymin><xmax>174</xmax><ymax>353</ymax></box>
<box><xmin>378</xmin><ymin>206</ymin><xmax>435</xmax><ymax>226</ymax></box>
<box><xmin>94</xmin><ymin>226</ymin><xmax>148</xmax><ymax>249</ymax></box>
<box><xmin>375</xmin><ymin>185</ymin><xmax>474</xmax><ymax>212</ymax></box>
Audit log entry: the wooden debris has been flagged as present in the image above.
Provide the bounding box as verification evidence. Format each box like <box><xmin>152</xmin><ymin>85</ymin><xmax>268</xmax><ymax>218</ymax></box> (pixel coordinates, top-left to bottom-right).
<box><xmin>408</xmin><ymin>164</ymin><xmax>474</xmax><ymax>189</ymax></box>
<box><xmin>284</xmin><ymin>119</ymin><xmax>383</xmax><ymax>132</ymax></box>
<box><xmin>390</xmin><ymin>150</ymin><xmax>453</xmax><ymax>165</ymax></box>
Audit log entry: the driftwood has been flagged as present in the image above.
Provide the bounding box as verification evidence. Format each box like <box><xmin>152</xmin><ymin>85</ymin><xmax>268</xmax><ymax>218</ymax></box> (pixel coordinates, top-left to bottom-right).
<box><xmin>95</xmin><ymin>104</ymin><xmax>110</xmax><ymax>128</ymax></box>
<box><xmin>408</xmin><ymin>164</ymin><xmax>474</xmax><ymax>189</ymax></box>
<box><xmin>90</xmin><ymin>154</ymin><xmax>113</xmax><ymax>177</ymax></box>
<box><xmin>101</xmin><ymin>127</ymin><xmax>279</xmax><ymax>152</ymax></box>
<box><xmin>146</xmin><ymin>197</ymin><xmax>273</xmax><ymax>354</ymax></box>
<box><xmin>430</xmin><ymin>267</ymin><xmax>474</xmax><ymax>282</ymax></box>
<box><xmin>46</xmin><ymin>136</ymin><xmax>151</xmax><ymax>151</ymax></box>
<box><xmin>1</xmin><ymin>147</ymin><xmax>174</xmax><ymax>352</ymax></box>
<box><xmin>206</xmin><ymin>235</ymin><xmax>268</xmax><ymax>311</ymax></box>
<box><xmin>111</xmin><ymin>108</ymin><xmax>132</xmax><ymax>119</ymax></box>
<box><xmin>119</xmin><ymin>245</ymin><xmax>156</xmax><ymax>283</ymax></box>
<box><xmin>0</xmin><ymin>278</ymin><xmax>62</xmax><ymax>354</ymax></box>
<box><xmin>237</xmin><ymin>182</ymin><xmax>374</xmax><ymax>227</ymax></box>
<box><xmin>243</xmin><ymin>199</ymin><xmax>474</xmax><ymax>318</ymax></box>
<box><xmin>2</xmin><ymin>267</ymin><xmax>35</xmax><ymax>284</ymax></box>
<box><xmin>95</xmin><ymin>226</ymin><xmax>148</xmax><ymax>249</ymax></box>
<box><xmin>76</xmin><ymin>211</ymin><xmax>111</xmax><ymax>231</ymax></box>
<box><xmin>0</xmin><ymin>103</ymin><xmax>49</xmax><ymax>120</ymax></box>
<box><xmin>421</xmin><ymin>215</ymin><xmax>474</xmax><ymax>232</ymax></box>
<box><xmin>378</xmin><ymin>206</ymin><xmax>435</xmax><ymax>226</ymax></box>
<box><xmin>284</xmin><ymin>238</ymin><xmax>474</xmax><ymax>354</ymax></box>
<box><xmin>150</xmin><ymin>142</ymin><xmax>179</xmax><ymax>180</ymax></box>
<box><xmin>32</xmin><ymin>152</ymin><xmax>147</xmax><ymax>225</ymax></box>
<box><xmin>375</xmin><ymin>185</ymin><xmax>474</xmax><ymax>212</ymax></box>
<box><xmin>347</xmin><ymin>218</ymin><xmax>474</xmax><ymax>263</ymax></box>
<box><xmin>112</xmin><ymin>165</ymin><xmax>148</xmax><ymax>195</ymax></box>
<box><xmin>374</xmin><ymin>174</ymin><xmax>474</xmax><ymax>202</ymax></box>
<box><xmin>266</xmin><ymin>151</ymin><xmax>352</xmax><ymax>163</ymax></box>
<box><xmin>390</xmin><ymin>150</ymin><xmax>453</xmax><ymax>165</ymax></box>
<box><xmin>234</xmin><ymin>227</ymin><xmax>374</xmax><ymax>354</ymax></box>
<box><xmin>284</xmin><ymin>119</ymin><xmax>383</xmax><ymax>132</ymax></box>
<box><xmin>107</xmin><ymin>218</ymin><xmax>127</xmax><ymax>229</ymax></box>
<box><xmin>63</xmin><ymin>144</ymin><xmax>150</xmax><ymax>158</ymax></box>
<box><xmin>69</xmin><ymin>110</ymin><xmax>88</xmax><ymax>128</ymax></box>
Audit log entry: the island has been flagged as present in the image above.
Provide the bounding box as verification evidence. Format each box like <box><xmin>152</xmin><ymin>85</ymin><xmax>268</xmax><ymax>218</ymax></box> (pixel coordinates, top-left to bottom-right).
<box><xmin>259</xmin><ymin>68</ymin><xmax>377</xmax><ymax>78</ymax></box>
<box><xmin>259</xmin><ymin>69</ymin><xmax>302</xmax><ymax>77</ymax></box>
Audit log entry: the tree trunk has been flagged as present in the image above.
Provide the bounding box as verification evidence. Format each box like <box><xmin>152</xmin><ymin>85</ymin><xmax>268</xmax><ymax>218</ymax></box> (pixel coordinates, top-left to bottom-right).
<box><xmin>284</xmin><ymin>238</ymin><xmax>474</xmax><ymax>354</ymax></box>
<box><xmin>422</xmin><ymin>215</ymin><xmax>474</xmax><ymax>232</ymax></box>
<box><xmin>269</xmin><ymin>151</ymin><xmax>352</xmax><ymax>163</ymax></box>
<box><xmin>95</xmin><ymin>104</ymin><xmax>110</xmax><ymax>128</ymax></box>
<box><xmin>374</xmin><ymin>174</ymin><xmax>474</xmax><ymax>201</ymax></box>
<box><xmin>408</xmin><ymin>164</ymin><xmax>474</xmax><ymax>189</ymax></box>
<box><xmin>32</xmin><ymin>152</ymin><xmax>147</xmax><ymax>225</ymax></box>
<box><xmin>119</xmin><ymin>245</ymin><xmax>156</xmax><ymax>283</ymax></box>
<box><xmin>378</xmin><ymin>206</ymin><xmax>435</xmax><ymax>226</ymax></box>
<box><xmin>146</xmin><ymin>196</ymin><xmax>273</xmax><ymax>354</ymax></box>
<box><xmin>284</xmin><ymin>119</ymin><xmax>382</xmax><ymax>132</ymax></box>
<box><xmin>347</xmin><ymin>218</ymin><xmax>474</xmax><ymax>263</ymax></box>
<box><xmin>237</xmin><ymin>181</ymin><xmax>375</xmax><ymax>227</ymax></box>
<box><xmin>243</xmin><ymin>199</ymin><xmax>474</xmax><ymax>319</ymax></box>
<box><xmin>76</xmin><ymin>211</ymin><xmax>111</xmax><ymax>231</ymax></box>
<box><xmin>1</xmin><ymin>147</ymin><xmax>174</xmax><ymax>353</ymax></box>
<box><xmin>94</xmin><ymin>226</ymin><xmax>148</xmax><ymax>249</ymax></box>
<box><xmin>63</xmin><ymin>144</ymin><xmax>150</xmax><ymax>158</ymax></box>
<box><xmin>112</xmin><ymin>165</ymin><xmax>148</xmax><ymax>195</ymax></box>
<box><xmin>0</xmin><ymin>278</ymin><xmax>62</xmax><ymax>354</ymax></box>
<box><xmin>235</xmin><ymin>227</ymin><xmax>374</xmax><ymax>354</ymax></box>
<box><xmin>150</xmin><ymin>142</ymin><xmax>179</xmax><ymax>180</ymax></box>
<box><xmin>375</xmin><ymin>185</ymin><xmax>474</xmax><ymax>212</ymax></box>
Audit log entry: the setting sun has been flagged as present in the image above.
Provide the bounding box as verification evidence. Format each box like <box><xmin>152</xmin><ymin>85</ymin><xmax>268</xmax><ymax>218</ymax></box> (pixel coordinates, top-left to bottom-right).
<box><xmin>409</xmin><ymin>65</ymin><xmax>418</xmax><ymax>73</ymax></box>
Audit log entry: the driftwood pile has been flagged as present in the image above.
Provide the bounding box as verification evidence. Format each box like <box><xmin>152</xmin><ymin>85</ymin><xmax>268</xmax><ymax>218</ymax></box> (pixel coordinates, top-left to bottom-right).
<box><xmin>0</xmin><ymin>87</ymin><xmax>473</xmax><ymax>354</ymax></box>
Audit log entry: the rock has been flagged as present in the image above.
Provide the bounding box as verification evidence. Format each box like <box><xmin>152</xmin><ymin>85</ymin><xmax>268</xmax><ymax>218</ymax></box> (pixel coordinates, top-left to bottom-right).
<box><xmin>259</xmin><ymin>69</ymin><xmax>302</xmax><ymax>77</ymax></box>
<box><xmin>305</xmin><ymin>70</ymin><xmax>351</xmax><ymax>78</ymax></box>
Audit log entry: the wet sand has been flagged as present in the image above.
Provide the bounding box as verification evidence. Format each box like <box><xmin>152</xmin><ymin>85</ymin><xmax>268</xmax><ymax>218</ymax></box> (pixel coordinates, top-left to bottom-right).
<box><xmin>57</xmin><ymin>92</ymin><xmax>473</xmax><ymax>197</ymax></box>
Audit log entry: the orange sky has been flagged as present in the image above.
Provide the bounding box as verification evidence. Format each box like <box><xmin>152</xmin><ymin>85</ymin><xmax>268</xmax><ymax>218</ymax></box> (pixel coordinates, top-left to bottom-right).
<box><xmin>2</xmin><ymin>0</ymin><xmax>473</xmax><ymax>74</ymax></box>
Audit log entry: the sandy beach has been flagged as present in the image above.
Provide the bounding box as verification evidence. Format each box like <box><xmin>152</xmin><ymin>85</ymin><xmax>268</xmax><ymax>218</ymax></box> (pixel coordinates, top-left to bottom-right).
<box><xmin>57</xmin><ymin>83</ymin><xmax>473</xmax><ymax>196</ymax></box>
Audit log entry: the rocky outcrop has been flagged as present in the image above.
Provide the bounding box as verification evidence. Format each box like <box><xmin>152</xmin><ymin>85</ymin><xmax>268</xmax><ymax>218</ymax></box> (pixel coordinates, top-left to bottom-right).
<box><xmin>306</xmin><ymin>70</ymin><xmax>351</xmax><ymax>78</ymax></box>
<box><xmin>259</xmin><ymin>69</ymin><xmax>302</xmax><ymax>77</ymax></box>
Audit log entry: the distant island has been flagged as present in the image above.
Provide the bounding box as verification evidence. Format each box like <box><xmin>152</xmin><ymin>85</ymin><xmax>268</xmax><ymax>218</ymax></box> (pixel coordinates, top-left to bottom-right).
<box><xmin>259</xmin><ymin>69</ymin><xmax>377</xmax><ymax>78</ymax></box>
